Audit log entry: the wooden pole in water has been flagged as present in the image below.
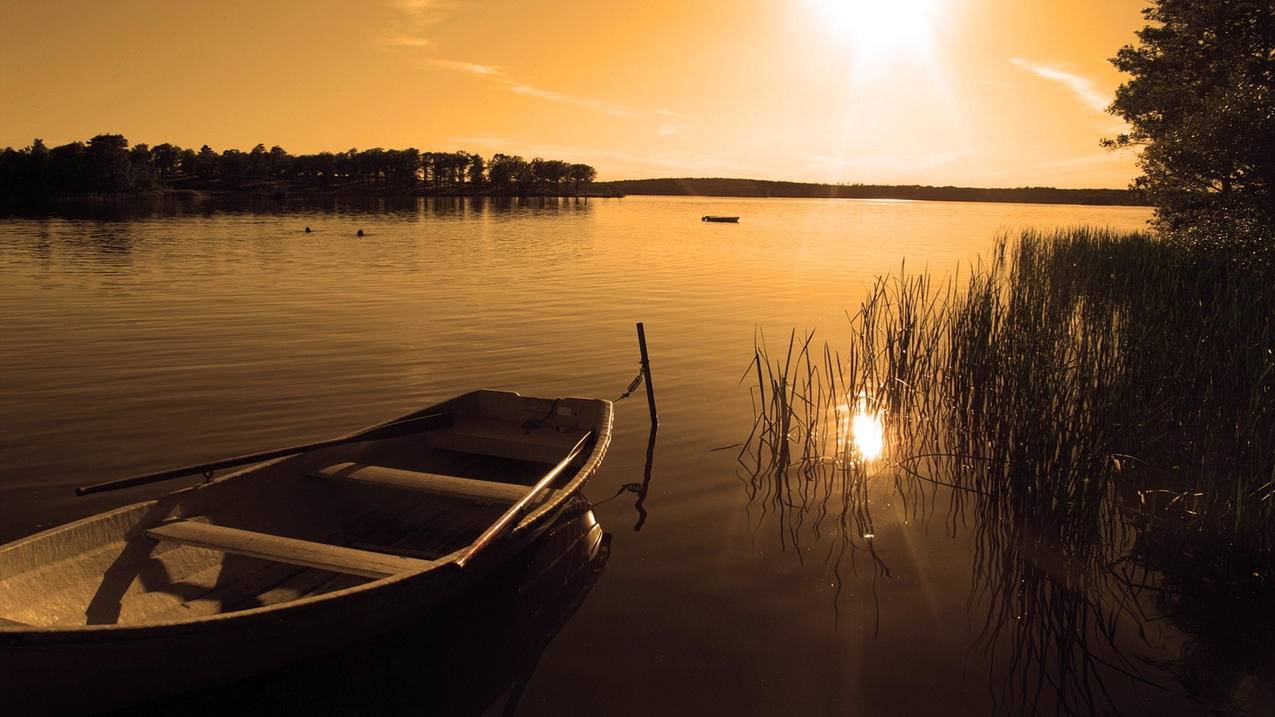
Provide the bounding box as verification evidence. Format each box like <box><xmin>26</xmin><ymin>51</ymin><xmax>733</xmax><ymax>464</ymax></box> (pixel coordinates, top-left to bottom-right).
<box><xmin>636</xmin><ymin>322</ymin><xmax>658</xmax><ymax>427</ymax></box>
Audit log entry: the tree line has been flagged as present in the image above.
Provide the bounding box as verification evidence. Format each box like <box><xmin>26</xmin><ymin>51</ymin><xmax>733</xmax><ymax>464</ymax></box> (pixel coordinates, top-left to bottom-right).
<box><xmin>593</xmin><ymin>178</ymin><xmax>1147</xmax><ymax>206</ymax></box>
<box><xmin>0</xmin><ymin>135</ymin><xmax>598</xmax><ymax>198</ymax></box>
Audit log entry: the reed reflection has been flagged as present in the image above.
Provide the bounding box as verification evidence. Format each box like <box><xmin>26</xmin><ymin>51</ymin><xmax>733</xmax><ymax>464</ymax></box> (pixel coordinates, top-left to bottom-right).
<box><xmin>741</xmin><ymin>229</ymin><xmax>1275</xmax><ymax>714</ymax></box>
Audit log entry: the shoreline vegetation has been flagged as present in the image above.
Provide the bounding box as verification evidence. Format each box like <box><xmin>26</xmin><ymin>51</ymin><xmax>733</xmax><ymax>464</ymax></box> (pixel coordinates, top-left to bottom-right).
<box><xmin>745</xmin><ymin>228</ymin><xmax>1274</xmax><ymax>711</ymax></box>
<box><xmin>593</xmin><ymin>177</ymin><xmax>1147</xmax><ymax>206</ymax></box>
<box><xmin>0</xmin><ymin>134</ymin><xmax>612</xmax><ymax>203</ymax></box>
<box><xmin>0</xmin><ymin>134</ymin><xmax>1152</xmax><ymax>208</ymax></box>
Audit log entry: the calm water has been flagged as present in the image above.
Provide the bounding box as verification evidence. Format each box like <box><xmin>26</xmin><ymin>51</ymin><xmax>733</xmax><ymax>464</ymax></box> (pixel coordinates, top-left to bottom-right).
<box><xmin>3</xmin><ymin>195</ymin><xmax>1224</xmax><ymax>714</ymax></box>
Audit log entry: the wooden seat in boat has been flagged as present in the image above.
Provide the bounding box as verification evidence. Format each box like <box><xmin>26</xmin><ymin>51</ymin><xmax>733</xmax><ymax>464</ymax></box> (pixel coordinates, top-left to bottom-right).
<box><xmin>145</xmin><ymin>520</ymin><xmax>435</xmax><ymax>579</ymax></box>
<box><xmin>427</xmin><ymin>419</ymin><xmax>591</xmax><ymax>464</ymax></box>
<box><xmin>309</xmin><ymin>462</ymin><xmax>555</xmax><ymax>504</ymax></box>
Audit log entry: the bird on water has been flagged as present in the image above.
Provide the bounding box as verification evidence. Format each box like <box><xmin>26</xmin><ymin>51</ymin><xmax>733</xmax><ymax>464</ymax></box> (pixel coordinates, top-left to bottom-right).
<box><xmin>356</xmin><ymin>229</ymin><xmax>365</xmax><ymax>237</ymax></box>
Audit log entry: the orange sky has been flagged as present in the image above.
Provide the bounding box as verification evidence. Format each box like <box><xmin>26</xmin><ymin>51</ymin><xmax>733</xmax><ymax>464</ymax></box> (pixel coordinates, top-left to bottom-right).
<box><xmin>0</xmin><ymin>0</ymin><xmax>1148</xmax><ymax>188</ymax></box>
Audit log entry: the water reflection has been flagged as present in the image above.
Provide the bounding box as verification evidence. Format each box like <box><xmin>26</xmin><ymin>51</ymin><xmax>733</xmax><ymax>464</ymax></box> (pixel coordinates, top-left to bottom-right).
<box><xmin>743</xmin><ymin>333</ymin><xmax>1166</xmax><ymax>713</ymax></box>
<box><xmin>845</xmin><ymin>395</ymin><xmax>885</xmax><ymax>461</ymax></box>
<box><xmin>740</xmin><ymin>233</ymin><xmax>1275</xmax><ymax>714</ymax></box>
<box><xmin>632</xmin><ymin>425</ymin><xmax>658</xmax><ymax>532</ymax></box>
<box><xmin>0</xmin><ymin>194</ymin><xmax>600</xmax><ymax>222</ymax></box>
<box><xmin>0</xmin><ymin>198</ymin><xmax>1174</xmax><ymax>712</ymax></box>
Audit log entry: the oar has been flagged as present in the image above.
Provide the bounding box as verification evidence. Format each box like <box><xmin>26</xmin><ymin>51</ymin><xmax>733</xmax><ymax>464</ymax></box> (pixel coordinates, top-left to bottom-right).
<box><xmin>76</xmin><ymin>411</ymin><xmax>454</xmax><ymax>496</ymax></box>
<box><xmin>455</xmin><ymin>430</ymin><xmax>594</xmax><ymax>569</ymax></box>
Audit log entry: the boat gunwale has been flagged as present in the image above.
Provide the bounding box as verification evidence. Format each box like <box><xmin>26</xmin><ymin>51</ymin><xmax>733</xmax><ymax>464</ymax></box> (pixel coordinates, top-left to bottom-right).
<box><xmin>0</xmin><ymin>390</ymin><xmax>613</xmax><ymax>639</ymax></box>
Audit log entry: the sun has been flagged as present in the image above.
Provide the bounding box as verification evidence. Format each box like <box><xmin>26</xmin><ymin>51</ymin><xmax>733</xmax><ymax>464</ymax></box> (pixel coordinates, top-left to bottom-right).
<box><xmin>809</xmin><ymin>0</ymin><xmax>940</xmax><ymax>62</ymax></box>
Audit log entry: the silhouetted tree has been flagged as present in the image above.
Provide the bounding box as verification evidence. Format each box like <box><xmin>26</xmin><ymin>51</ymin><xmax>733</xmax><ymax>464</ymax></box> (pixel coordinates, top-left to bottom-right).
<box><xmin>194</xmin><ymin>145</ymin><xmax>218</xmax><ymax>181</ymax></box>
<box><xmin>485</xmin><ymin>153</ymin><xmax>521</xmax><ymax>194</ymax></box>
<box><xmin>151</xmin><ymin>143</ymin><xmax>182</xmax><ymax>177</ymax></box>
<box><xmin>128</xmin><ymin>143</ymin><xmax>158</xmax><ymax>190</ymax></box>
<box><xmin>86</xmin><ymin>134</ymin><xmax>134</xmax><ymax>193</ymax></box>
<box><xmin>1106</xmin><ymin>0</ymin><xmax>1274</xmax><ymax>247</ymax></box>
<box><xmin>178</xmin><ymin>147</ymin><xmax>197</xmax><ymax>176</ymax></box>
<box><xmin>467</xmin><ymin>153</ymin><xmax>486</xmax><ymax>189</ymax></box>
<box><xmin>47</xmin><ymin>141</ymin><xmax>88</xmax><ymax>193</ymax></box>
<box><xmin>567</xmin><ymin>163</ymin><xmax>597</xmax><ymax>196</ymax></box>
<box><xmin>530</xmin><ymin>158</ymin><xmax>571</xmax><ymax>194</ymax></box>
<box><xmin>268</xmin><ymin>145</ymin><xmax>289</xmax><ymax>179</ymax></box>
<box><xmin>0</xmin><ymin>134</ymin><xmax>599</xmax><ymax>199</ymax></box>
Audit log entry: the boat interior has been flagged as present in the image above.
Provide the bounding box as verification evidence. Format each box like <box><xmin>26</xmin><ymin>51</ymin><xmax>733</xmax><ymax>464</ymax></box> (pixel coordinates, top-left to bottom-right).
<box><xmin>0</xmin><ymin>391</ymin><xmax>609</xmax><ymax>629</ymax></box>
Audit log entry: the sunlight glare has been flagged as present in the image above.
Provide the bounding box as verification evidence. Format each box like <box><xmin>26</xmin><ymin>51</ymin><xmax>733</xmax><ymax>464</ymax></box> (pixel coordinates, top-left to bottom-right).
<box><xmin>835</xmin><ymin>394</ymin><xmax>886</xmax><ymax>461</ymax></box>
<box><xmin>851</xmin><ymin>406</ymin><xmax>885</xmax><ymax>461</ymax></box>
<box><xmin>809</xmin><ymin>0</ymin><xmax>940</xmax><ymax>61</ymax></box>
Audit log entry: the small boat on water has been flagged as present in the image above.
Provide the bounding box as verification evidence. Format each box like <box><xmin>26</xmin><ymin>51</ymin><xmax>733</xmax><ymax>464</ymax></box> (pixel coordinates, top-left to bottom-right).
<box><xmin>702</xmin><ymin>215</ymin><xmax>739</xmax><ymax>223</ymax></box>
<box><xmin>0</xmin><ymin>389</ymin><xmax>612</xmax><ymax>711</ymax></box>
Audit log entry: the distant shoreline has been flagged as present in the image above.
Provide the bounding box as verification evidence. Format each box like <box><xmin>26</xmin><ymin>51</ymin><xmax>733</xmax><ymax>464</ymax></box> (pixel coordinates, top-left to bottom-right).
<box><xmin>592</xmin><ymin>178</ymin><xmax>1149</xmax><ymax>207</ymax></box>
<box><xmin>2</xmin><ymin>181</ymin><xmax>1153</xmax><ymax>210</ymax></box>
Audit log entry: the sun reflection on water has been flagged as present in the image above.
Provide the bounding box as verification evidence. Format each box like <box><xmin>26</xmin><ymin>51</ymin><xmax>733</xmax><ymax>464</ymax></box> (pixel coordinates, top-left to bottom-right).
<box><xmin>835</xmin><ymin>394</ymin><xmax>886</xmax><ymax>461</ymax></box>
<box><xmin>852</xmin><ymin>408</ymin><xmax>885</xmax><ymax>461</ymax></box>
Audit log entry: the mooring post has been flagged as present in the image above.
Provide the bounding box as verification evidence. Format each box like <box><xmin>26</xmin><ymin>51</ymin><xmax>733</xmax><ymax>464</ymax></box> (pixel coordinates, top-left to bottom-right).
<box><xmin>636</xmin><ymin>322</ymin><xmax>658</xmax><ymax>427</ymax></box>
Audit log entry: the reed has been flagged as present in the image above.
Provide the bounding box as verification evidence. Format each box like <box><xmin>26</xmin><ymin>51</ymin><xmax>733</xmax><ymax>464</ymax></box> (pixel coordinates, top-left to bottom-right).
<box><xmin>740</xmin><ymin>227</ymin><xmax>1275</xmax><ymax>713</ymax></box>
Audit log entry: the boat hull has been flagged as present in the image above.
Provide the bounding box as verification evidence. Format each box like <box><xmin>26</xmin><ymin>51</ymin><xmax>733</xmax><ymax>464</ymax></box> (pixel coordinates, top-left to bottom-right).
<box><xmin>4</xmin><ymin>537</ymin><xmax>534</xmax><ymax>711</ymax></box>
<box><xmin>0</xmin><ymin>390</ymin><xmax>613</xmax><ymax>712</ymax></box>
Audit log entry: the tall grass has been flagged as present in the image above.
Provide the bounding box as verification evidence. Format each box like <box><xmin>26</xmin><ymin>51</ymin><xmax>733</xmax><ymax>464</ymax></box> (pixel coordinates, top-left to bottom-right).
<box><xmin>739</xmin><ymin>227</ymin><xmax>1275</xmax><ymax>714</ymax></box>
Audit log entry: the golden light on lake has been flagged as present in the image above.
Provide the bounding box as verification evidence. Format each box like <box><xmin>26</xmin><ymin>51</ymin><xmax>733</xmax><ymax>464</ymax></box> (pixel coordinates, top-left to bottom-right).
<box><xmin>835</xmin><ymin>395</ymin><xmax>886</xmax><ymax>462</ymax></box>
<box><xmin>851</xmin><ymin>405</ymin><xmax>885</xmax><ymax>461</ymax></box>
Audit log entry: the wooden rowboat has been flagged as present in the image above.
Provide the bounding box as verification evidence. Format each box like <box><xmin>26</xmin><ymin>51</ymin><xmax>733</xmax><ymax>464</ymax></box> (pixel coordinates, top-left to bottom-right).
<box><xmin>124</xmin><ymin>499</ymin><xmax>611</xmax><ymax>714</ymax></box>
<box><xmin>0</xmin><ymin>389</ymin><xmax>612</xmax><ymax>712</ymax></box>
<box><xmin>701</xmin><ymin>215</ymin><xmax>739</xmax><ymax>223</ymax></box>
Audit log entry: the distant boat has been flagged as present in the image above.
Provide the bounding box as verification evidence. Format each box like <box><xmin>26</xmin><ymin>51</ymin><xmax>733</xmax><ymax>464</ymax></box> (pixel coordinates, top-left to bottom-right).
<box><xmin>0</xmin><ymin>389</ymin><xmax>612</xmax><ymax>712</ymax></box>
<box><xmin>702</xmin><ymin>215</ymin><xmax>739</xmax><ymax>223</ymax></box>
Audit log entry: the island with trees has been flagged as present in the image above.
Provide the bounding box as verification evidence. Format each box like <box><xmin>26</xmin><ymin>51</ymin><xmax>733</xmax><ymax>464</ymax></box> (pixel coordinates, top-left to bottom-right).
<box><xmin>0</xmin><ymin>136</ymin><xmax>603</xmax><ymax>201</ymax></box>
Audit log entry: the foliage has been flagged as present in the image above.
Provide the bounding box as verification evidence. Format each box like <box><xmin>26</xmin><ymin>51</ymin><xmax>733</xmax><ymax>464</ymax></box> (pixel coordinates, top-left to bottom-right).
<box><xmin>0</xmin><ymin>135</ymin><xmax>597</xmax><ymax>198</ymax></box>
<box><xmin>1106</xmin><ymin>0</ymin><xmax>1274</xmax><ymax>246</ymax></box>
<box><xmin>743</xmin><ymin>228</ymin><xmax>1275</xmax><ymax>712</ymax></box>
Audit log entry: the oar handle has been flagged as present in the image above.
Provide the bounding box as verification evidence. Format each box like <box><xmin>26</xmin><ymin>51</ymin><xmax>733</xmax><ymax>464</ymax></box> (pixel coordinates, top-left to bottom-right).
<box><xmin>76</xmin><ymin>412</ymin><xmax>453</xmax><ymax>496</ymax></box>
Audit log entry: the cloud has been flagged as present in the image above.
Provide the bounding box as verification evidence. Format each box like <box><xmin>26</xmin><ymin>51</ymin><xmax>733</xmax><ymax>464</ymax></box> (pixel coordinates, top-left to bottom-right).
<box><xmin>658</xmin><ymin>123</ymin><xmax>692</xmax><ymax>136</ymax></box>
<box><xmin>429</xmin><ymin>59</ymin><xmax>680</xmax><ymax>122</ymax></box>
<box><xmin>1009</xmin><ymin>58</ymin><xmax>1110</xmax><ymax>113</ymax></box>
<box><xmin>384</xmin><ymin>36</ymin><xmax>434</xmax><ymax>48</ymax></box>
<box><xmin>386</xmin><ymin>0</ymin><xmax>453</xmax><ymax>21</ymax></box>
<box><xmin>428</xmin><ymin>59</ymin><xmax>501</xmax><ymax>76</ymax></box>
<box><xmin>381</xmin><ymin>0</ymin><xmax>684</xmax><ymax>131</ymax></box>
<box><xmin>382</xmin><ymin>0</ymin><xmax>457</xmax><ymax>50</ymax></box>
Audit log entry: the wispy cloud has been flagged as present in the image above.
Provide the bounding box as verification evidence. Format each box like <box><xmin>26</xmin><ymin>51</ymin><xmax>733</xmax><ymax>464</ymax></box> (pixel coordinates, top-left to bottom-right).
<box><xmin>381</xmin><ymin>0</ymin><xmax>684</xmax><ymax>132</ymax></box>
<box><xmin>427</xmin><ymin>59</ymin><xmax>501</xmax><ymax>76</ymax></box>
<box><xmin>384</xmin><ymin>36</ymin><xmax>435</xmax><ymax>48</ymax></box>
<box><xmin>1009</xmin><ymin>58</ymin><xmax>1110</xmax><ymax>113</ymax></box>
<box><xmin>429</xmin><ymin>59</ymin><xmax>683</xmax><ymax>124</ymax></box>
<box><xmin>382</xmin><ymin>0</ymin><xmax>457</xmax><ymax>50</ymax></box>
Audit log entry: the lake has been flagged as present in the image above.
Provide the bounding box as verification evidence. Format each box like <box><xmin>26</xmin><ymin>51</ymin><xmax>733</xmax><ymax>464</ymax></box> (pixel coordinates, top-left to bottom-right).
<box><xmin>4</xmin><ymin>195</ymin><xmax>1227</xmax><ymax>714</ymax></box>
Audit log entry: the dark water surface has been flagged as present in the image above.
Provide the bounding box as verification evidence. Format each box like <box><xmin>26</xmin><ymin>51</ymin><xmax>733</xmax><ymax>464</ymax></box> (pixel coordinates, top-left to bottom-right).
<box><xmin>4</xmin><ymin>196</ymin><xmax>1234</xmax><ymax>715</ymax></box>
